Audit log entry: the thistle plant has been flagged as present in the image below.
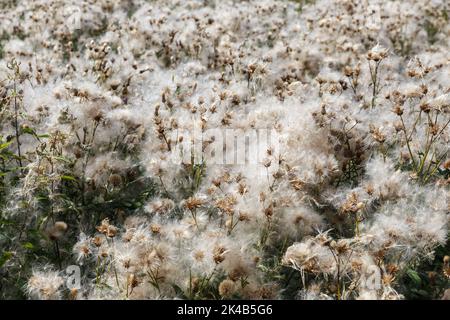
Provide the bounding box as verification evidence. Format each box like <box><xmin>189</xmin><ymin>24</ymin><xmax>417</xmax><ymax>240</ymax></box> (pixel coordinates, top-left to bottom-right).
<box><xmin>0</xmin><ymin>0</ymin><xmax>449</xmax><ymax>301</ymax></box>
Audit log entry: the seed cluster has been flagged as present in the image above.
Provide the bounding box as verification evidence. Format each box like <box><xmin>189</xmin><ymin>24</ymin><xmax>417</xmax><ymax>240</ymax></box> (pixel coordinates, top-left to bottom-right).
<box><xmin>0</xmin><ymin>0</ymin><xmax>449</xmax><ymax>300</ymax></box>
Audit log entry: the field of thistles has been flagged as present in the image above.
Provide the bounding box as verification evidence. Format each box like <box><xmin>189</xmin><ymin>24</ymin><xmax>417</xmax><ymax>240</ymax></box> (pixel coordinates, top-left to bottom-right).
<box><xmin>0</xmin><ymin>0</ymin><xmax>449</xmax><ymax>300</ymax></box>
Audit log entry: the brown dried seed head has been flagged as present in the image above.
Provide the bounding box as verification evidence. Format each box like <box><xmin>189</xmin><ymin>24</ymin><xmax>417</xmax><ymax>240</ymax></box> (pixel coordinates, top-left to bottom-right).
<box><xmin>108</xmin><ymin>173</ymin><xmax>123</xmax><ymax>187</ymax></box>
<box><xmin>344</xmin><ymin>66</ymin><xmax>353</xmax><ymax>77</ymax></box>
<box><xmin>218</xmin><ymin>279</ymin><xmax>235</xmax><ymax>298</ymax></box>
<box><xmin>150</xmin><ymin>224</ymin><xmax>161</xmax><ymax>234</ymax></box>
<box><xmin>213</xmin><ymin>246</ymin><xmax>227</xmax><ymax>264</ymax></box>
<box><xmin>420</xmin><ymin>102</ymin><xmax>431</xmax><ymax>113</ymax></box>
<box><xmin>92</xmin><ymin>236</ymin><xmax>102</xmax><ymax>247</ymax></box>
<box><xmin>443</xmin><ymin>160</ymin><xmax>450</xmax><ymax>170</ymax></box>
<box><xmin>69</xmin><ymin>288</ymin><xmax>78</xmax><ymax>300</ymax></box>
<box><xmin>127</xmin><ymin>274</ymin><xmax>139</xmax><ymax>288</ymax></box>
<box><xmin>444</xmin><ymin>255</ymin><xmax>450</xmax><ymax>264</ymax></box>
<box><xmin>393</xmin><ymin>105</ymin><xmax>403</xmax><ymax>116</ymax></box>
<box><xmin>184</xmin><ymin>197</ymin><xmax>205</xmax><ymax>211</ymax></box>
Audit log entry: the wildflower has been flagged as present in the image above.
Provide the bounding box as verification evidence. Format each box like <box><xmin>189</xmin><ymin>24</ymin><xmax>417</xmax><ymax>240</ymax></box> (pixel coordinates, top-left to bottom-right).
<box><xmin>47</xmin><ymin>221</ymin><xmax>68</xmax><ymax>241</ymax></box>
<box><xmin>184</xmin><ymin>197</ymin><xmax>205</xmax><ymax>211</ymax></box>
<box><xmin>2</xmin><ymin>0</ymin><xmax>449</xmax><ymax>301</ymax></box>
<box><xmin>73</xmin><ymin>233</ymin><xmax>92</xmax><ymax>262</ymax></box>
<box><xmin>218</xmin><ymin>279</ymin><xmax>236</xmax><ymax>298</ymax></box>
<box><xmin>340</xmin><ymin>193</ymin><xmax>364</xmax><ymax>215</ymax></box>
<box><xmin>392</xmin><ymin>105</ymin><xmax>403</xmax><ymax>116</ymax></box>
<box><xmin>213</xmin><ymin>246</ymin><xmax>227</xmax><ymax>264</ymax></box>
<box><xmin>96</xmin><ymin>219</ymin><xmax>118</xmax><ymax>238</ymax></box>
<box><xmin>92</xmin><ymin>236</ymin><xmax>103</xmax><ymax>247</ymax></box>
<box><xmin>367</xmin><ymin>45</ymin><xmax>388</xmax><ymax>61</ymax></box>
<box><xmin>108</xmin><ymin>174</ymin><xmax>123</xmax><ymax>187</ymax></box>
<box><xmin>27</xmin><ymin>266</ymin><xmax>64</xmax><ymax>300</ymax></box>
<box><xmin>370</xmin><ymin>127</ymin><xmax>386</xmax><ymax>144</ymax></box>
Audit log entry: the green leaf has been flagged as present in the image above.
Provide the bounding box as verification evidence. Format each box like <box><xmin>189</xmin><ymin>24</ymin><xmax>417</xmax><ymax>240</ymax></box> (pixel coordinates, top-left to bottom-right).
<box><xmin>0</xmin><ymin>141</ymin><xmax>12</xmax><ymax>150</ymax></box>
<box><xmin>60</xmin><ymin>175</ymin><xmax>77</xmax><ymax>182</ymax></box>
<box><xmin>0</xmin><ymin>251</ymin><xmax>13</xmax><ymax>268</ymax></box>
<box><xmin>172</xmin><ymin>284</ymin><xmax>187</xmax><ymax>299</ymax></box>
<box><xmin>22</xmin><ymin>127</ymin><xmax>36</xmax><ymax>135</ymax></box>
<box><xmin>407</xmin><ymin>269</ymin><xmax>422</xmax><ymax>285</ymax></box>
<box><xmin>22</xmin><ymin>242</ymin><xmax>34</xmax><ymax>250</ymax></box>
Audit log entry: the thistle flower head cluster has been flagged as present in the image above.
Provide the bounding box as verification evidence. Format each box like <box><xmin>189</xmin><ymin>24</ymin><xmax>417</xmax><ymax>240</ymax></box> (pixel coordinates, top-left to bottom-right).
<box><xmin>0</xmin><ymin>0</ymin><xmax>448</xmax><ymax>300</ymax></box>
